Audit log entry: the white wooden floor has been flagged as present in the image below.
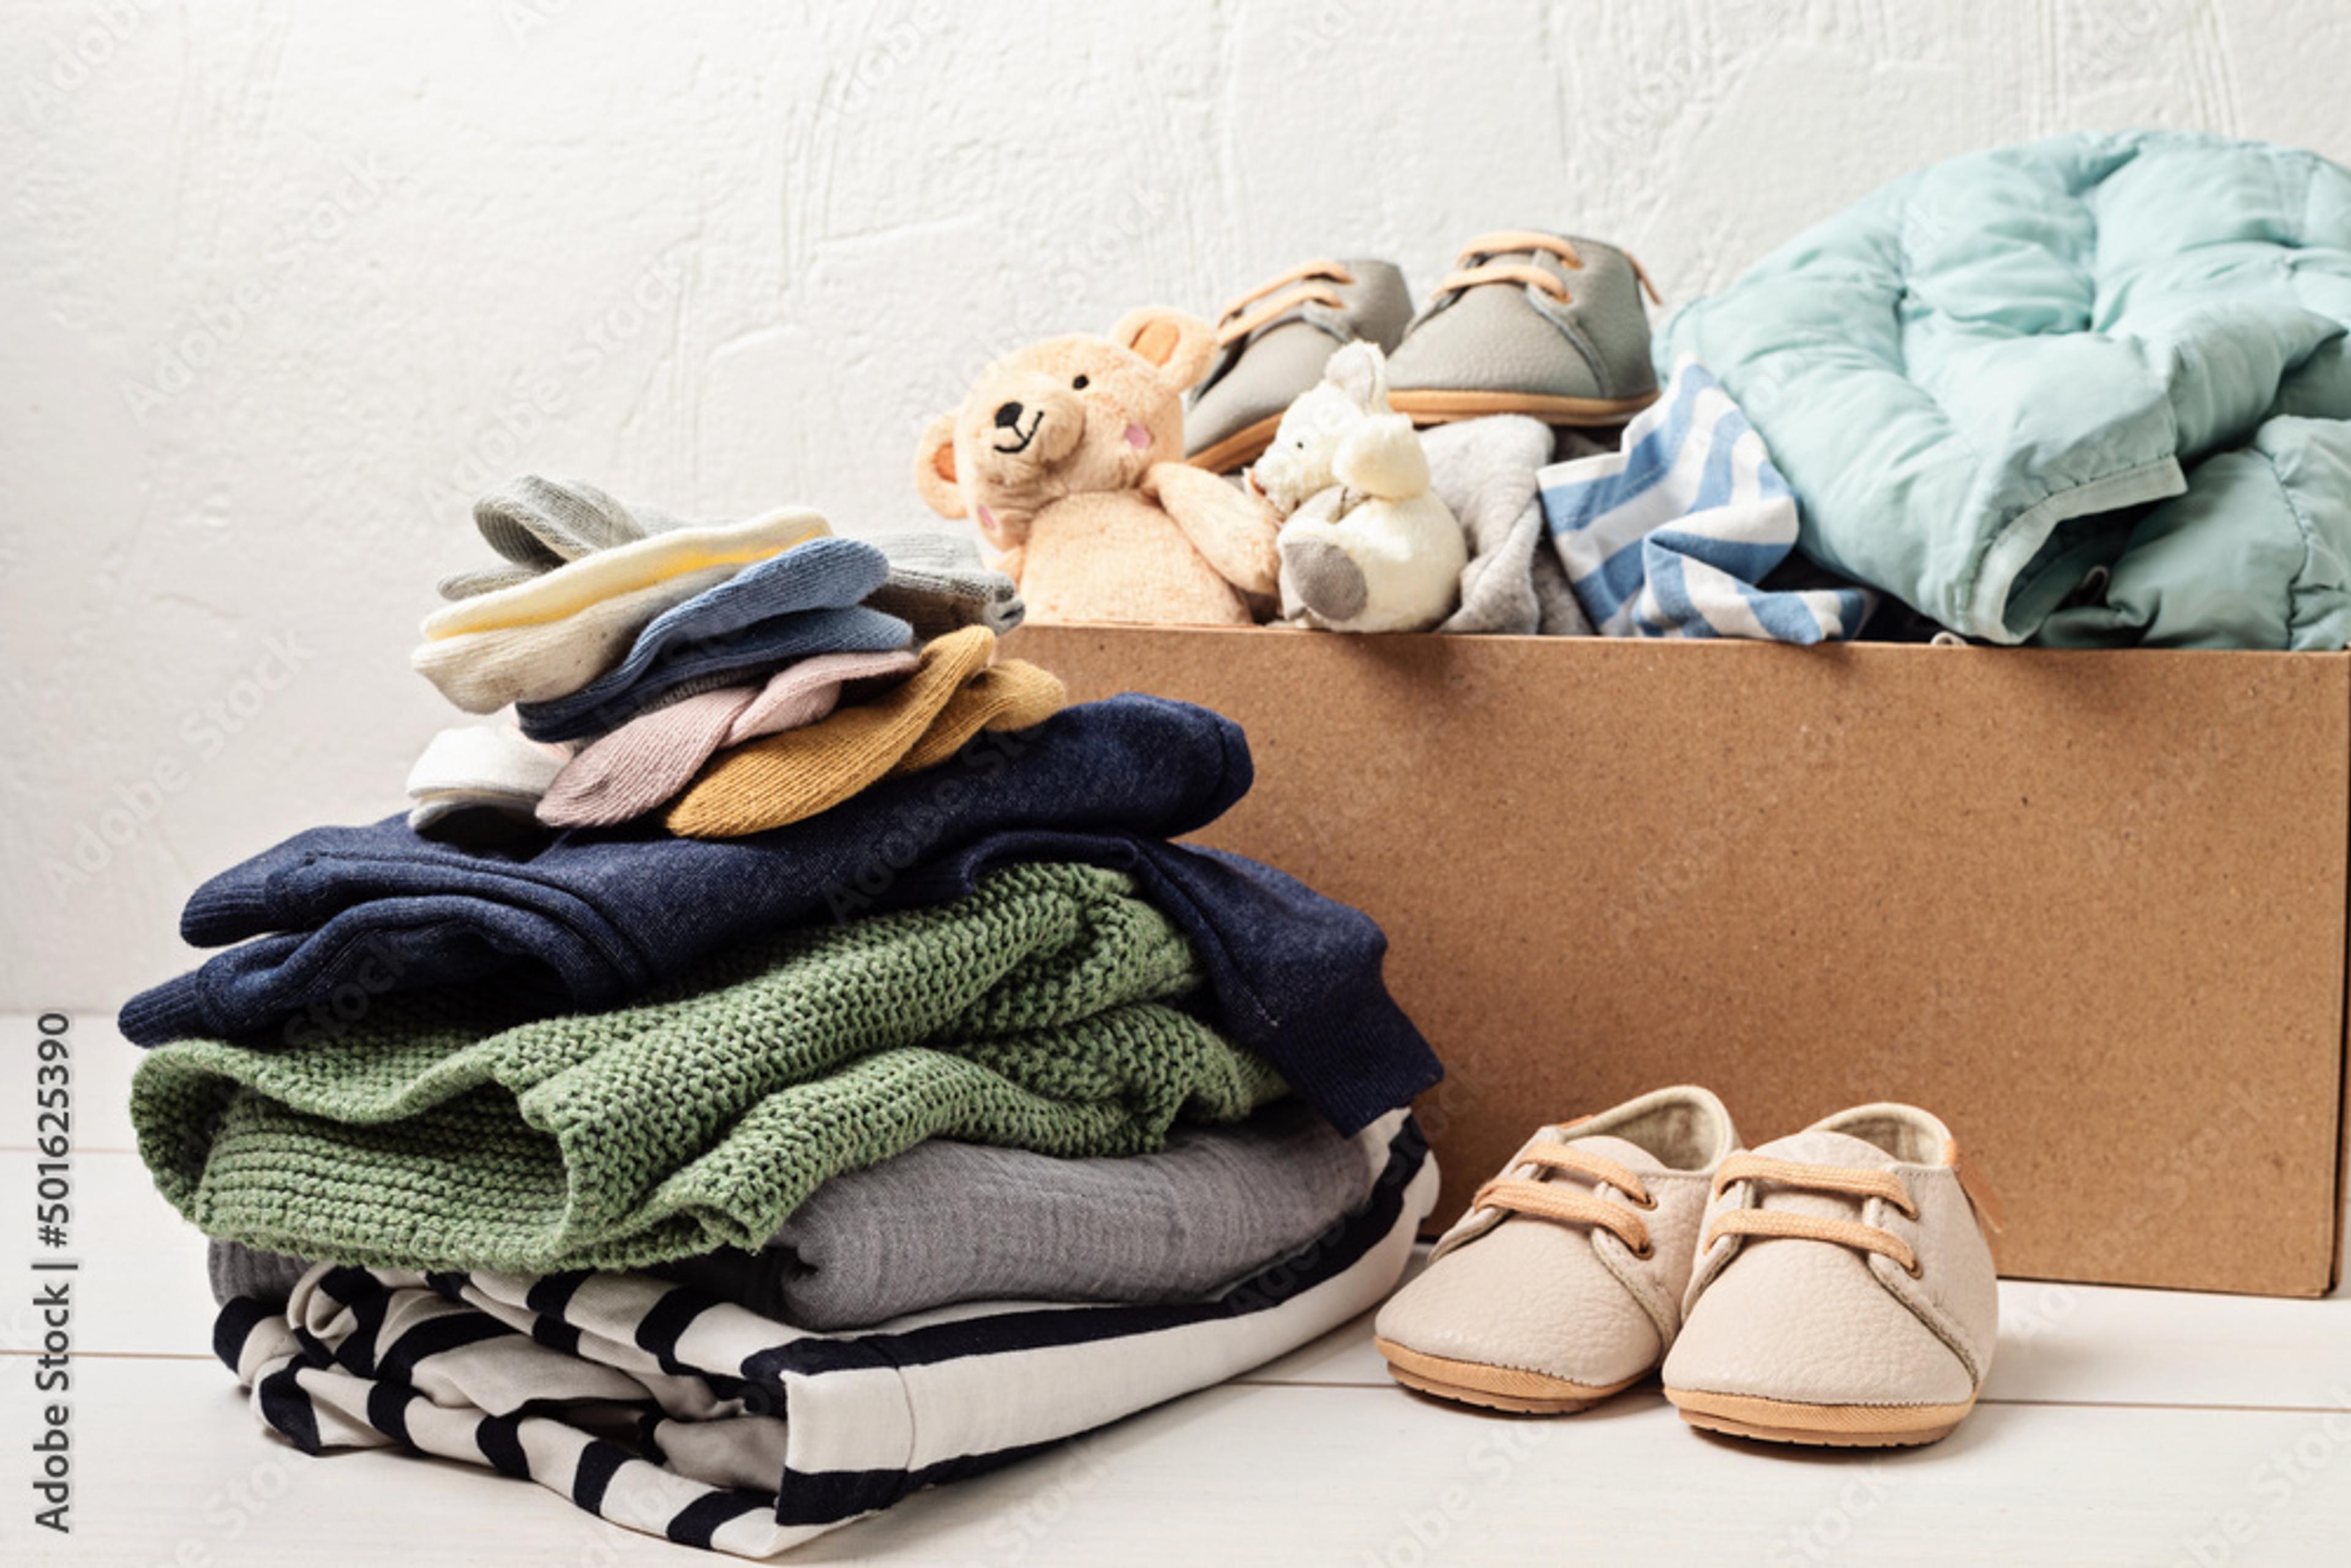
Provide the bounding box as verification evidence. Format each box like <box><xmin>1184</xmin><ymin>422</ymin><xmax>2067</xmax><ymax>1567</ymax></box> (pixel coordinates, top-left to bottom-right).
<box><xmin>9</xmin><ymin>1015</ymin><xmax>2350</xmax><ymax>1567</ymax></box>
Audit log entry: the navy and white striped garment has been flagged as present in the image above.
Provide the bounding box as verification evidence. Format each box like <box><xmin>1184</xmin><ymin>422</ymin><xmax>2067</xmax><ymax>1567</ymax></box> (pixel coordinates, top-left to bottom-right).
<box><xmin>1541</xmin><ymin>358</ymin><xmax>1875</xmax><ymax>642</ymax></box>
<box><xmin>212</xmin><ymin>1115</ymin><xmax>1434</xmax><ymax>1558</ymax></box>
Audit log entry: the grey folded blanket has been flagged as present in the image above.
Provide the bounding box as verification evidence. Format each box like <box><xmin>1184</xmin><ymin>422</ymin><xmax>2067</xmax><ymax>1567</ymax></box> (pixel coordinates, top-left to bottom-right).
<box><xmin>209</xmin><ymin>1100</ymin><xmax>1382</xmax><ymax>1329</ymax></box>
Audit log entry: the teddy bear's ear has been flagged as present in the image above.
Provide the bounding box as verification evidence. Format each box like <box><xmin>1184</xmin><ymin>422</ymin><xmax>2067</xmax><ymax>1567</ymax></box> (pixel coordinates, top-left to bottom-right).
<box><xmin>913</xmin><ymin>415</ymin><xmax>967</xmax><ymax>519</ymax></box>
<box><xmin>1109</xmin><ymin>307</ymin><xmax>1217</xmax><ymax>393</ymax></box>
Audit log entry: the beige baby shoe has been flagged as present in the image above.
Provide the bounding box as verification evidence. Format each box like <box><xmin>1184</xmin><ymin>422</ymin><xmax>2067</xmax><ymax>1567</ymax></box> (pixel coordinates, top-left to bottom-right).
<box><xmin>1662</xmin><ymin>1103</ymin><xmax>2003</xmax><ymax>1448</ymax></box>
<box><xmin>1373</xmin><ymin>1086</ymin><xmax>1738</xmax><ymax>1414</ymax></box>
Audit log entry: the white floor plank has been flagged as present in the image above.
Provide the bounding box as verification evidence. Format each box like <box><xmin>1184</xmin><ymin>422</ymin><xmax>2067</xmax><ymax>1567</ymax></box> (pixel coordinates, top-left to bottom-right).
<box><xmin>13</xmin><ymin>1356</ymin><xmax>2349</xmax><ymax>1568</ymax></box>
<box><xmin>1991</xmin><ymin>1278</ymin><xmax>2351</xmax><ymax>1411</ymax></box>
<box><xmin>0</xmin><ymin>1151</ymin><xmax>215</xmax><ymax>1359</ymax></box>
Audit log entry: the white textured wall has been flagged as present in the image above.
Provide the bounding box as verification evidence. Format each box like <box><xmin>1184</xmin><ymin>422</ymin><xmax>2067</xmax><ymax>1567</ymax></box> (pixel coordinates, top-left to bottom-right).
<box><xmin>4</xmin><ymin>0</ymin><xmax>2345</xmax><ymax>1011</ymax></box>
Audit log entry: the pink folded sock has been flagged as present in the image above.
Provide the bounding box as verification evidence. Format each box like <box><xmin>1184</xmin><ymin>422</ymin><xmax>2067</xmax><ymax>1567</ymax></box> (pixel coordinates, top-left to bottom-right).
<box><xmin>536</xmin><ymin>647</ymin><xmax>921</xmax><ymax>828</ymax></box>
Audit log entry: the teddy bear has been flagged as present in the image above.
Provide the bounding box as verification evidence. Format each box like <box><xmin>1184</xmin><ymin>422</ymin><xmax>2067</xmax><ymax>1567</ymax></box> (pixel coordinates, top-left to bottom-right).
<box><xmin>1248</xmin><ymin>341</ymin><xmax>1468</xmax><ymax>633</ymax></box>
<box><xmin>913</xmin><ymin>308</ymin><xmax>1281</xmax><ymax>626</ymax></box>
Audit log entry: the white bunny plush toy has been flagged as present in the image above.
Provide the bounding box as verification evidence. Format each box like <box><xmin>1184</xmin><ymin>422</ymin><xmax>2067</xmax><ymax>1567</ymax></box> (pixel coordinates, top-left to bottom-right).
<box><xmin>1247</xmin><ymin>341</ymin><xmax>1469</xmax><ymax>633</ymax></box>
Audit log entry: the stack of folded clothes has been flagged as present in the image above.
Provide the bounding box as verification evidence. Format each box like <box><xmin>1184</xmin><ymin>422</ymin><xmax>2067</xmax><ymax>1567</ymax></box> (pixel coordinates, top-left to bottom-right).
<box><xmin>122</xmin><ymin>495</ymin><xmax>1444</xmax><ymax>1553</ymax></box>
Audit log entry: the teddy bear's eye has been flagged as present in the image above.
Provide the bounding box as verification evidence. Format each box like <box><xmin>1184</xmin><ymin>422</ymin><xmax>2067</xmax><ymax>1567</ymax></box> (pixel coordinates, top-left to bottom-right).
<box><xmin>1071</xmin><ymin>374</ymin><xmax>1089</xmax><ymax>391</ymax></box>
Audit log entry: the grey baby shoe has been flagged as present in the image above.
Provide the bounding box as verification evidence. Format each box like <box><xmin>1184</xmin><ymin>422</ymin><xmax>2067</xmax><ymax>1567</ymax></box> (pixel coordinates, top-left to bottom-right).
<box><xmin>1185</xmin><ymin>258</ymin><xmax>1414</xmax><ymax>475</ymax></box>
<box><xmin>1385</xmin><ymin>230</ymin><xmax>1660</xmax><ymax>429</ymax></box>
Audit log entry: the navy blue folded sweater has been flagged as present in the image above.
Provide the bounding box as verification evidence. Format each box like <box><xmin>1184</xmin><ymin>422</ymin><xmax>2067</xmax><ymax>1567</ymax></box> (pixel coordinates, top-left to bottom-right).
<box><xmin>118</xmin><ymin>695</ymin><xmax>1439</xmax><ymax>1135</ymax></box>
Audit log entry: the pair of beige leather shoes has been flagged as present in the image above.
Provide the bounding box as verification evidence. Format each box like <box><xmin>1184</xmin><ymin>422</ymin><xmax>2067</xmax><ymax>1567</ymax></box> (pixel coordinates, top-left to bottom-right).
<box><xmin>1374</xmin><ymin>1086</ymin><xmax>2003</xmax><ymax>1448</ymax></box>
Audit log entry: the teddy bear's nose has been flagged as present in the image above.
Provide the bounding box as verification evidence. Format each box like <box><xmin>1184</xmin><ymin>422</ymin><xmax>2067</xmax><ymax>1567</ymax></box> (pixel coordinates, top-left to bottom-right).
<box><xmin>993</xmin><ymin>402</ymin><xmax>1025</xmax><ymax>429</ymax></box>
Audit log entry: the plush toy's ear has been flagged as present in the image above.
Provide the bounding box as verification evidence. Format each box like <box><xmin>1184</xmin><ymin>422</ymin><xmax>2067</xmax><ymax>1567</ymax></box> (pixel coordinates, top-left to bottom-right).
<box><xmin>1110</xmin><ymin>307</ymin><xmax>1217</xmax><ymax>392</ymax></box>
<box><xmin>913</xmin><ymin>415</ymin><xmax>966</xmax><ymax>519</ymax></box>
<box><xmin>1323</xmin><ymin>340</ymin><xmax>1391</xmax><ymax>413</ymax></box>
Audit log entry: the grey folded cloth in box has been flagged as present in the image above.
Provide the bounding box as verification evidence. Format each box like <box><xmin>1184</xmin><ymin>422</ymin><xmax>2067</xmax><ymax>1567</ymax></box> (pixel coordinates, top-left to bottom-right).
<box><xmin>209</xmin><ymin>1100</ymin><xmax>1382</xmax><ymax>1329</ymax></box>
<box><xmin>1428</xmin><ymin>415</ymin><xmax>1600</xmax><ymax>637</ymax></box>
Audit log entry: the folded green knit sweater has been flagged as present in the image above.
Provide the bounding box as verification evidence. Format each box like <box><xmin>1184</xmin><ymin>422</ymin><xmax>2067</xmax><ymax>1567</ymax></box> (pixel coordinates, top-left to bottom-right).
<box><xmin>132</xmin><ymin>863</ymin><xmax>1286</xmax><ymax>1273</ymax></box>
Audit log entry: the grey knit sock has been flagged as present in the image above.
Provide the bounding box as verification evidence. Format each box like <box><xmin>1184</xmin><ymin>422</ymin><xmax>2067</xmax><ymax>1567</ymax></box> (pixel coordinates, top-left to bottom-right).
<box><xmin>862</xmin><ymin>528</ymin><xmax>1026</xmax><ymax>639</ymax></box>
<box><xmin>438</xmin><ymin>476</ymin><xmax>664</xmax><ymax>601</ymax></box>
<box><xmin>1428</xmin><ymin>416</ymin><xmax>1597</xmax><ymax>636</ymax></box>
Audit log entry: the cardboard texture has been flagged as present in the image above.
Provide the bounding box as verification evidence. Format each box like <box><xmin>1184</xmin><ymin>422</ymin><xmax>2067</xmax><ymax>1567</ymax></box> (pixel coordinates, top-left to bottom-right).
<box><xmin>1003</xmin><ymin>625</ymin><xmax>2351</xmax><ymax>1298</ymax></box>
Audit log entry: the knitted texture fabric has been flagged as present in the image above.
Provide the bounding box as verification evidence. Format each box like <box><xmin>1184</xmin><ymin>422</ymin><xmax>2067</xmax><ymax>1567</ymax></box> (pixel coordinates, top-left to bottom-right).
<box><xmin>732</xmin><ymin>646</ymin><xmax>920</xmax><ymax>737</ymax></box>
<box><xmin>403</xmin><ymin>722</ymin><xmax>574</xmax><ymax>837</ymax></box>
<box><xmin>535</xmin><ymin>648</ymin><xmax>921</xmax><ymax>829</ymax></box>
<box><xmin>414</xmin><ymin>564</ymin><xmax>744</xmax><ymax>713</ymax></box>
<box><xmin>130</xmin><ymin>864</ymin><xmax>1283</xmax><ymax>1273</ymax></box>
<box><xmin>894</xmin><ymin>658</ymin><xmax>1067</xmax><ymax>771</ymax></box>
<box><xmin>536</xmin><ymin>687</ymin><xmax>758</xmax><ymax>828</ymax></box>
<box><xmin>665</xmin><ymin>625</ymin><xmax>1065</xmax><ymax>838</ymax></box>
<box><xmin>204</xmin><ymin>1099</ymin><xmax>1389</xmax><ymax>1328</ymax></box>
<box><xmin>513</xmin><ymin>603</ymin><xmax>913</xmax><ymax>742</ymax></box>
<box><xmin>437</xmin><ymin>476</ymin><xmax>676</xmax><ymax>601</ymax></box>
<box><xmin>865</xmin><ymin>528</ymin><xmax>1026</xmax><ymax>637</ymax></box>
<box><xmin>437</xmin><ymin>490</ymin><xmax>1020</xmax><ymax>643</ymax></box>
<box><xmin>510</xmin><ymin>537</ymin><xmax>906</xmax><ymax>743</ymax></box>
<box><xmin>421</xmin><ymin>505</ymin><xmax>830</xmax><ymax>640</ymax></box>
<box><xmin>113</xmin><ymin>696</ymin><xmax>1444</xmax><ymax>1136</ymax></box>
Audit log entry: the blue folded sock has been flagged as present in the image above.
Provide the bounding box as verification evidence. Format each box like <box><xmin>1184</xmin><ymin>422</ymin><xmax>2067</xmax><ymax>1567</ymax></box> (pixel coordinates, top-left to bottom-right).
<box><xmin>516</xmin><ymin>605</ymin><xmax>911</xmax><ymax>741</ymax></box>
<box><xmin>118</xmin><ymin>696</ymin><xmax>1441</xmax><ymax>1138</ymax></box>
<box><xmin>509</xmin><ymin>538</ymin><xmax>907</xmax><ymax>741</ymax></box>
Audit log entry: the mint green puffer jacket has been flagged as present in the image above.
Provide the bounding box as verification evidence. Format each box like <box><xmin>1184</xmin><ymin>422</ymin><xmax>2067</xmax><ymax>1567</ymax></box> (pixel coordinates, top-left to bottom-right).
<box><xmin>1662</xmin><ymin>131</ymin><xmax>2351</xmax><ymax>648</ymax></box>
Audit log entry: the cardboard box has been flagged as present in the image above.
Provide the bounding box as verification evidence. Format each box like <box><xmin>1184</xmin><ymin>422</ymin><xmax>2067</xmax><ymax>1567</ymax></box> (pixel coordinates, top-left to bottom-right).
<box><xmin>1003</xmin><ymin>625</ymin><xmax>2351</xmax><ymax>1298</ymax></box>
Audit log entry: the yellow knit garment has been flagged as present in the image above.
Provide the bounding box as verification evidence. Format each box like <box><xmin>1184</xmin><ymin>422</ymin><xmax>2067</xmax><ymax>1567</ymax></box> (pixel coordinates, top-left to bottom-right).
<box><xmin>666</xmin><ymin>626</ymin><xmax>1066</xmax><ymax>838</ymax></box>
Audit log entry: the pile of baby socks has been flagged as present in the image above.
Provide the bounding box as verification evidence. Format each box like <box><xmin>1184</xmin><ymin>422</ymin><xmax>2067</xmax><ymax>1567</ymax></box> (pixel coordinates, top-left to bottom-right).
<box><xmin>666</xmin><ymin>624</ymin><xmax>1067</xmax><ymax>836</ymax></box>
<box><xmin>402</xmin><ymin>475</ymin><xmax>1050</xmax><ymax>836</ymax></box>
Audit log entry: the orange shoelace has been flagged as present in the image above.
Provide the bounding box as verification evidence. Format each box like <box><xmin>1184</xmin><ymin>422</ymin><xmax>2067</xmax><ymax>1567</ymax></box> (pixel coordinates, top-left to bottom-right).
<box><xmin>1704</xmin><ymin>1153</ymin><xmax>1922</xmax><ymax>1275</ymax></box>
<box><xmin>1472</xmin><ymin>1139</ymin><xmax>1656</xmax><ymax>1257</ymax></box>
<box><xmin>1213</xmin><ymin>259</ymin><xmax>1357</xmax><ymax>347</ymax></box>
<box><xmin>1434</xmin><ymin>230</ymin><xmax>1665</xmax><ymax>308</ymax></box>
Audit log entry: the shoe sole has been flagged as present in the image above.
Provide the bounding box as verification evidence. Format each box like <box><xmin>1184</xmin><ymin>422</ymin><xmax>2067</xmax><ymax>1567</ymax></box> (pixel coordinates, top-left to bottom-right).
<box><xmin>1375</xmin><ymin>1338</ymin><xmax>1644</xmax><ymax>1416</ymax></box>
<box><xmin>1184</xmin><ymin>383</ymin><xmax>1663</xmax><ymax>475</ymax></box>
<box><xmin>1386</xmin><ymin>388</ymin><xmax>1660</xmax><ymax>427</ymax></box>
<box><xmin>1186</xmin><ymin>415</ymin><xmax>1286</xmax><ymax>476</ymax></box>
<box><xmin>1665</xmin><ymin>1386</ymin><xmax>1978</xmax><ymax>1448</ymax></box>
